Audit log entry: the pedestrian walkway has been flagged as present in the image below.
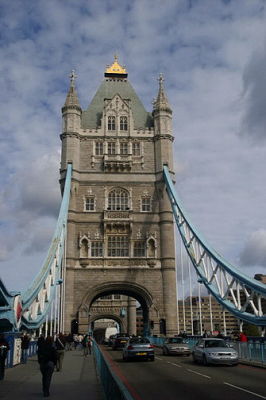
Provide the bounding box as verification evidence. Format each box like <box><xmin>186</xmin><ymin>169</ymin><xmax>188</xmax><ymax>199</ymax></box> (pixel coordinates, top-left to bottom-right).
<box><xmin>0</xmin><ymin>349</ymin><xmax>104</xmax><ymax>399</ymax></box>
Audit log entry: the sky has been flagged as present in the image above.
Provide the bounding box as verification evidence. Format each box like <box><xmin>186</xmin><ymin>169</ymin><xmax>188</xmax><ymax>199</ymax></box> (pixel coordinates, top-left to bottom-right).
<box><xmin>0</xmin><ymin>0</ymin><xmax>265</xmax><ymax>295</ymax></box>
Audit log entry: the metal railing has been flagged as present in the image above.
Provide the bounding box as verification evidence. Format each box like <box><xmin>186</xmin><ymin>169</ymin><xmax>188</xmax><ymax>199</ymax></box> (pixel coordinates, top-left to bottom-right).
<box><xmin>93</xmin><ymin>341</ymin><xmax>135</xmax><ymax>400</ymax></box>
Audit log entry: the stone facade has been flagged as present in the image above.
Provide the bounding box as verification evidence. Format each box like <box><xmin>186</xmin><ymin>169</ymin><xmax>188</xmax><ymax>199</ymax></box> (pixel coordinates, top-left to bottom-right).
<box><xmin>60</xmin><ymin>58</ymin><xmax>178</xmax><ymax>336</ymax></box>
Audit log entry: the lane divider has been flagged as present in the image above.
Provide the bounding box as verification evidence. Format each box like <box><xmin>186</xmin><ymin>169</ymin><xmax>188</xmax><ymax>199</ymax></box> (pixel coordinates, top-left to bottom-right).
<box><xmin>169</xmin><ymin>362</ymin><xmax>182</xmax><ymax>368</ymax></box>
<box><xmin>224</xmin><ymin>382</ymin><xmax>266</xmax><ymax>399</ymax></box>
<box><xmin>186</xmin><ymin>369</ymin><xmax>211</xmax><ymax>379</ymax></box>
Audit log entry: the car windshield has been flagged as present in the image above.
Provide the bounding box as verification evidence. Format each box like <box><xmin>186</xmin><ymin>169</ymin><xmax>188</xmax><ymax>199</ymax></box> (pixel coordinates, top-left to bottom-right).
<box><xmin>204</xmin><ymin>340</ymin><xmax>227</xmax><ymax>348</ymax></box>
<box><xmin>167</xmin><ymin>338</ymin><xmax>183</xmax><ymax>344</ymax></box>
<box><xmin>130</xmin><ymin>337</ymin><xmax>150</xmax><ymax>344</ymax></box>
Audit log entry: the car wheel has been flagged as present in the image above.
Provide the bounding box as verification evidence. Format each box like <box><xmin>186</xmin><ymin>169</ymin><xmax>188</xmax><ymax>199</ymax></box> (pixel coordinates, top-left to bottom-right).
<box><xmin>192</xmin><ymin>353</ymin><xmax>197</xmax><ymax>364</ymax></box>
<box><xmin>202</xmin><ymin>355</ymin><xmax>208</xmax><ymax>366</ymax></box>
<box><xmin>150</xmin><ymin>356</ymin><xmax>155</xmax><ymax>361</ymax></box>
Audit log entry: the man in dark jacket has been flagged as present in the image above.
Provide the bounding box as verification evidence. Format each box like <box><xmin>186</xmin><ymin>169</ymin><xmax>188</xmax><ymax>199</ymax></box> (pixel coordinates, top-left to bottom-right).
<box><xmin>55</xmin><ymin>333</ymin><xmax>65</xmax><ymax>371</ymax></box>
<box><xmin>21</xmin><ymin>333</ymin><xmax>30</xmax><ymax>364</ymax></box>
<box><xmin>37</xmin><ymin>336</ymin><xmax>57</xmax><ymax>397</ymax></box>
<box><xmin>0</xmin><ymin>334</ymin><xmax>10</xmax><ymax>380</ymax></box>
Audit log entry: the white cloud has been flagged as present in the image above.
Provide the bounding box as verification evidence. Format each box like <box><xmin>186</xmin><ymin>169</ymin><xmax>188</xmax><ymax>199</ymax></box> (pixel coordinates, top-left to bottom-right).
<box><xmin>240</xmin><ymin>229</ymin><xmax>266</xmax><ymax>267</ymax></box>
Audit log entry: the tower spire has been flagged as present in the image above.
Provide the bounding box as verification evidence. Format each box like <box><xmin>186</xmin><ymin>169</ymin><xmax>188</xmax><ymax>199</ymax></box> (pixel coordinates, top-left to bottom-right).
<box><xmin>153</xmin><ymin>73</ymin><xmax>172</xmax><ymax>114</ymax></box>
<box><xmin>63</xmin><ymin>69</ymin><xmax>81</xmax><ymax>110</ymax></box>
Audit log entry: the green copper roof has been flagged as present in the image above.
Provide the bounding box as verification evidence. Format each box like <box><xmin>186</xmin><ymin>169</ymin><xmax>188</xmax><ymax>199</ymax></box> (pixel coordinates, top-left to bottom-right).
<box><xmin>81</xmin><ymin>79</ymin><xmax>153</xmax><ymax>129</ymax></box>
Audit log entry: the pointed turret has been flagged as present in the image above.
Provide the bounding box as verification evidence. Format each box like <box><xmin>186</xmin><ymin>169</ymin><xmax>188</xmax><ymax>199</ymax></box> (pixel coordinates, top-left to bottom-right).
<box><xmin>153</xmin><ymin>73</ymin><xmax>172</xmax><ymax>115</ymax></box>
<box><xmin>153</xmin><ymin>73</ymin><xmax>174</xmax><ymax>172</ymax></box>
<box><xmin>61</xmin><ymin>70</ymin><xmax>81</xmax><ymax>170</ymax></box>
<box><xmin>62</xmin><ymin>70</ymin><xmax>82</xmax><ymax>112</ymax></box>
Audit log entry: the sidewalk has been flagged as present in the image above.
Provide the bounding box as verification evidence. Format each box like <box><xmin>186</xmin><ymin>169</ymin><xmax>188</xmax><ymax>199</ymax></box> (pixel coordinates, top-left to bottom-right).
<box><xmin>0</xmin><ymin>349</ymin><xmax>104</xmax><ymax>399</ymax></box>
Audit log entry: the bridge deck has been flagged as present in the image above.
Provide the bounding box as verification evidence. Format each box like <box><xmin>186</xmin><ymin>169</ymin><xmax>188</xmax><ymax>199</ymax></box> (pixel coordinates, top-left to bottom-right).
<box><xmin>1</xmin><ymin>348</ymin><xmax>104</xmax><ymax>399</ymax></box>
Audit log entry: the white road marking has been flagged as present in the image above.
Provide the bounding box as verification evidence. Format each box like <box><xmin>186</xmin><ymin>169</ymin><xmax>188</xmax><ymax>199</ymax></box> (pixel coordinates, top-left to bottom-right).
<box><xmin>224</xmin><ymin>382</ymin><xmax>266</xmax><ymax>399</ymax></box>
<box><xmin>155</xmin><ymin>356</ymin><xmax>162</xmax><ymax>360</ymax></box>
<box><xmin>186</xmin><ymin>368</ymin><xmax>211</xmax><ymax>379</ymax></box>
<box><xmin>169</xmin><ymin>362</ymin><xmax>182</xmax><ymax>368</ymax></box>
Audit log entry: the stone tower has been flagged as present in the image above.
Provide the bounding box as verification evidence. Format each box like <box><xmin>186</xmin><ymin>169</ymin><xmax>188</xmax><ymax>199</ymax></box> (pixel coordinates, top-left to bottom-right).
<box><xmin>60</xmin><ymin>57</ymin><xmax>177</xmax><ymax>336</ymax></box>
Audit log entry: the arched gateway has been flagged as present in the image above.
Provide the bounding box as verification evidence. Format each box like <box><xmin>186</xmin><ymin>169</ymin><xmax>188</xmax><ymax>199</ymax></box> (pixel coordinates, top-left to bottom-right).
<box><xmin>60</xmin><ymin>57</ymin><xmax>178</xmax><ymax>336</ymax></box>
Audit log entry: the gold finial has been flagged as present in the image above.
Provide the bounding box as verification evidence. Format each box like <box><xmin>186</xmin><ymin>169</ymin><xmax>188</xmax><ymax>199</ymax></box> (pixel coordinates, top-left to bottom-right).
<box><xmin>105</xmin><ymin>55</ymin><xmax>127</xmax><ymax>75</ymax></box>
<box><xmin>69</xmin><ymin>69</ymin><xmax>77</xmax><ymax>87</ymax></box>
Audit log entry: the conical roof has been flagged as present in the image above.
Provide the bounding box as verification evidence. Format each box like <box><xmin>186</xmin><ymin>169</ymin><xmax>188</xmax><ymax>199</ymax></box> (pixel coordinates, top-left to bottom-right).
<box><xmin>62</xmin><ymin>70</ymin><xmax>81</xmax><ymax>111</ymax></box>
<box><xmin>82</xmin><ymin>65</ymin><xmax>153</xmax><ymax>129</ymax></box>
<box><xmin>153</xmin><ymin>74</ymin><xmax>172</xmax><ymax>114</ymax></box>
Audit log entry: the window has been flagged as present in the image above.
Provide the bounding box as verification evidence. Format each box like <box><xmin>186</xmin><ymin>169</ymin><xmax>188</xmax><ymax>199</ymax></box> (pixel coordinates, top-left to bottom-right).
<box><xmin>141</xmin><ymin>197</ymin><xmax>151</xmax><ymax>212</ymax></box>
<box><xmin>134</xmin><ymin>241</ymin><xmax>146</xmax><ymax>257</ymax></box>
<box><xmin>120</xmin><ymin>142</ymin><xmax>128</xmax><ymax>155</ymax></box>
<box><xmin>100</xmin><ymin>295</ymin><xmax>112</xmax><ymax>300</ymax></box>
<box><xmin>132</xmin><ymin>142</ymin><xmax>141</xmax><ymax>156</ymax></box>
<box><xmin>108</xmin><ymin>116</ymin><xmax>116</xmax><ymax>130</ymax></box>
<box><xmin>107</xmin><ymin>142</ymin><xmax>116</xmax><ymax>155</ymax></box>
<box><xmin>91</xmin><ymin>241</ymin><xmax>103</xmax><ymax>257</ymax></box>
<box><xmin>108</xmin><ymin>188</ymin><xmax>129</xmax><ymax>210</ymax></box>
<box><xmin>120</xmin><ymin>116</ymin><xmax>128</xmax><ymax>131</ymax></box>
<box><xmin>114</xmin><ymin>294</ymin><xmax>121</xmax><ymax>300</ymax></box>
<box><xmin>108</xmin><ymin>236</ymin><xmax>129</xmax><ymax>257</ymax></box>
<box><xmin>85</xmin><ymin>197</ymin><xmax>95</xmax><ymax>211</ymax></box>
<box><xmin>95</xmin><ymin>142</ymin><xmax>103</xmax><ymax>155</ymax></box>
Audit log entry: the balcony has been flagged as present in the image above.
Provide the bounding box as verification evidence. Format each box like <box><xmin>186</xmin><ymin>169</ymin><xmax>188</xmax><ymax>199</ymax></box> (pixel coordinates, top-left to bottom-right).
<box><xmin>103</xmin><ymin>155</ymin><xmax>132</xmax><ymax>171</ymax></box>
<box><xmin>103</xmin><ymin>210</ymin><xmax>132</xmax><ymax>234</ymax></box>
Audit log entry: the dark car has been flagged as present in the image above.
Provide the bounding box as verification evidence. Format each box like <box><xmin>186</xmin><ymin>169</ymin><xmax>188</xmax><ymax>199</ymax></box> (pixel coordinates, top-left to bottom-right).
<box><xmin>192</xmin><ymin>338</ymin><xmax>238</xmax><ymax>366</ymax></box>
<box><xmin>122</xmin><ymin>337</ymin><xmax>154</xmax><ymax>361</ymax></box>
<box><xmin>112</xmin><ymin>333</ymin><xmax>130</xmax><ymax>350</ymax></box>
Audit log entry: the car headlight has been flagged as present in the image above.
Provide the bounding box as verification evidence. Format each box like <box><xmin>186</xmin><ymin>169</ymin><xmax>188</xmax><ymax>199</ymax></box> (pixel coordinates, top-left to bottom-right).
<box><xmin>207</xmin><ymin>352</ymin><xmax>219</xmax><ymax>356</ymax></box>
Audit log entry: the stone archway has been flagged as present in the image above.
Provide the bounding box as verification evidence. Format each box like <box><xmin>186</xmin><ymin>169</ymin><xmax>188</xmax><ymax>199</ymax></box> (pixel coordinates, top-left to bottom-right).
<box><xmin>78</xmin><ymin>281</ymin><xmax>157</xmax><ymax>335</ymax></box>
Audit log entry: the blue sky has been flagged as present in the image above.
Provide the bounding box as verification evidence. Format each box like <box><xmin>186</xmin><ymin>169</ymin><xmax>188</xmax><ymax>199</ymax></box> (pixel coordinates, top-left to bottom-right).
<box><xmin>0</xmin><ymin>0</ymin><xmax>265</xmax><ymax>294</ymax></box>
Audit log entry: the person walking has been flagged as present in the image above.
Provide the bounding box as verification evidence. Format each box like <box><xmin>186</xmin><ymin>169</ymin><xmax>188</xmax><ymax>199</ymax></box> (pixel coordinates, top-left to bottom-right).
<box><xmin>37</xmin><ymin>336</ymin><xmax>57</xmax><ymax>397</ymax></box>
<box><xmin>21</xmin><ymin>333</ymin><xmax>30</xmax><ymax>364</ymax></box>
<box><xmin>55</xmin><ymin>333</ymin><xmax>65</xmax><ymax>372</ymax></box>
<box><xmin>0</xmin><ymin>334</ymin><xmax>9</xmax><ymax>381</ymax></box>
<box><xmin>82</xmin><ymin>335</ymin><xmax>92</xmax><ymax>357</ymax></box>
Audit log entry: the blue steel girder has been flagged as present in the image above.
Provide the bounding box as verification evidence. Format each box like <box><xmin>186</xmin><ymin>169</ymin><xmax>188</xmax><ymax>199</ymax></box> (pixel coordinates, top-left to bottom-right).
<box><xmin>20</xmin><ymin>164</ymin><xmax>72</xmax><ymax>330</ymax></box>
<box><xmin>163</xmin><ymin>166</ymin><xmax>266</xmax><ymax>326</ymax></box>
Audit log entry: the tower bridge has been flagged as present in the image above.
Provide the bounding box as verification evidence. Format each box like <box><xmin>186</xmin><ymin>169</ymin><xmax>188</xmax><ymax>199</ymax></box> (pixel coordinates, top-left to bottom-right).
<box><xmin>0</xmin><ymin>56</ymin><xmax>265</xmax><ymax>337</ymax></box>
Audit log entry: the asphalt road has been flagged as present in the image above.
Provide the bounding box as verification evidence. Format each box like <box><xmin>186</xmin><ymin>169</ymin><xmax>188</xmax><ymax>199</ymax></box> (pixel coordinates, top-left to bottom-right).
<box><xmin>101</xmin><ymin>346</ymin><xmax>266</xmax><ymax>400</ymax></box>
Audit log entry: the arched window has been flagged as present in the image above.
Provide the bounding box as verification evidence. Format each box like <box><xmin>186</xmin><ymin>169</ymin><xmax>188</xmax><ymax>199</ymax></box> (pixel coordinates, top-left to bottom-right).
<box><xmin>108</xmin><ymin>188</ymin><xmax>129</xmax><ymax>211</ymax></box>
<box><xmin>108</xmin><ymin>116</ymin><xmax>116</xmax><ymax>130</ymax></box>
<box><xmin>120</xmin><ymin>116</ymin><xmax>128</xmax><ymax>131</ymax></box>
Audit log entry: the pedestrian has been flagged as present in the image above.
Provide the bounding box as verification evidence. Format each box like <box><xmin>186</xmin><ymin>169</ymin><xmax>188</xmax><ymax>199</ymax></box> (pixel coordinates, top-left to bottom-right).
<box><xmin>238</xmin><ymin>331</ymin><xmax>248</xmax><ymax>358</ymax></box>
<box><xmin>65</xmin><ymin>333</ymin><xmax>73</xmax><ymax>351</ymax></box>
<box><xmin>37</xmin><ymin>336</ymin><xmax>57</xmax><ymax>397</ymax></box>
<box><xmin>82</xmin><ymin>335</ymin><xmax>92</xmax><ymax>357</ymax></box>
<box><xmin>0</xmin><ymin>334</ymin><xmax>9</xmax><ymax>381</ymax></box>
<box><xmin>55</xmin><ymin>333</ymin><xmax>65</xmax><ymax>372</ymax></box>
<box><xmin>202</xmin><ymin>330</ymin><xmax>209</xmax><ymax>338</ymax></box>
<box><xmin>21</xmin><ymin>333</ymin><xmax>30</xmax><ymax>364</ymax></box>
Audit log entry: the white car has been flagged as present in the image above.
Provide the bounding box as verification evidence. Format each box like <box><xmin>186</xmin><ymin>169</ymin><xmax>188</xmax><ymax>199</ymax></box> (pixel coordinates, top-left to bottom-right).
<box><xmin>192</xmin><ymin>338</ymin><xmax>238</xmax><ymax>366</ymax></box>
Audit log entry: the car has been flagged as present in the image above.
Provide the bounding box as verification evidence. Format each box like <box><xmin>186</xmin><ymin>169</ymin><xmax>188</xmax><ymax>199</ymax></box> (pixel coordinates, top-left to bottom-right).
<box><xmin>112</xmin><ymin>333</ymin><xmax>130</xmax><ymax>350</ymax></box>
<box><xmin>162</xmin><ymin>337</ymin><xmax>191</xmax><ymax>356</ymax></box>
<box><xmin>108</xmin><ymin>334</ymin><xmax>118</xmax><ymax>347</ymax></box>
<box><xmin>192</xmin><ymin>338</ymin><xmax>239</xmax><ymax>366</ymax></box>
<box><xmin>123</xmin><ymin>337</ymin><xmax>154</xmax><ymax>361</ymax></box>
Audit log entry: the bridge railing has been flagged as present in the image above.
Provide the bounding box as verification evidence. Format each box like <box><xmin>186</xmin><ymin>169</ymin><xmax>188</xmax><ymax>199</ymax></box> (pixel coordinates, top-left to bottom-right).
<box><xmin>93</xmin><ymin>340</ymin><xmax>135</xmax><ymax>400</ymax></box>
